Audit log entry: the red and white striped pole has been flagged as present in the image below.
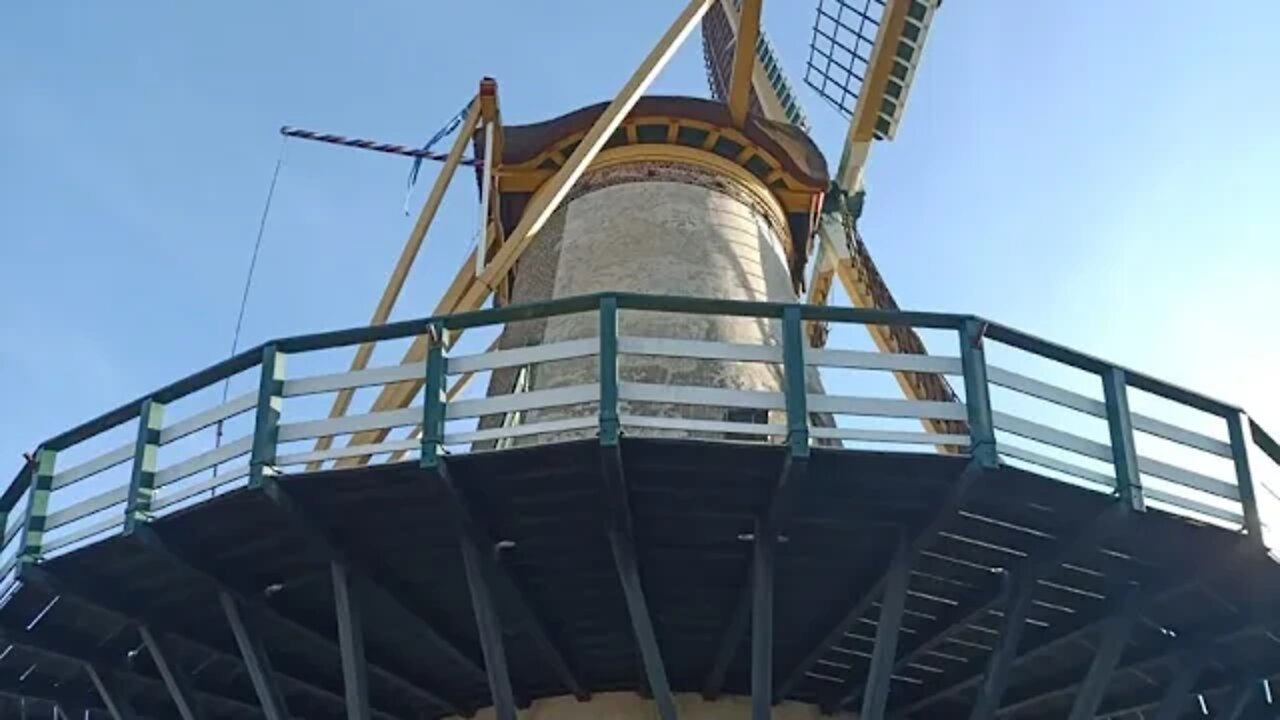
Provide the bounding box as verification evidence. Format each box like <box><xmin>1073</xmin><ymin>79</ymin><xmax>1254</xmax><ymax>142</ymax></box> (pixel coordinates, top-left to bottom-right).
<box><xmin>279</xmin><ymin>126</ymin><xmax>481</xmax><ymax>166</ymax></box>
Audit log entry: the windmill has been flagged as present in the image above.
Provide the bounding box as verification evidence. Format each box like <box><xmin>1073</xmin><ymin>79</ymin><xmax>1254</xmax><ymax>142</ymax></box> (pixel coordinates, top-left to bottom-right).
<box><xmin>7</xmin><ymin>4</ymin><xmax>1280</xmax><ymax>720</ymax></box>
<box><xmin>702</xmin><ymin>0</ymin><xmax>962</xmax><ymax>444</ymax></box>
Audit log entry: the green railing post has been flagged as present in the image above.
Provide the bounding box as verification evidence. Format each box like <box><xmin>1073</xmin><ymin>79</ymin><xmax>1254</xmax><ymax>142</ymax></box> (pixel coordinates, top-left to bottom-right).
<box><xmin>124</xmin><ymin>398</ymin><xmax>166</xmax><ymax>534</ymax></box>
<box><xmin>19</xmin><ymin>448</ymin><xmax>57</xmax><ymax>568</ymax></box>
<box><xmin>420</xmin><ymin>321</ymin><xmax>447</xmax><ymax>470</ymax></box>
<box><xmin>598</xmin><ymin>296</ymin><xmax>621</xmax><ymax>448</ymax></box>
<box><xmin>1227</xmin><ymin>412</ymin><xmax>1263</xmax><ymax>544</ymax></box>
<box><xmin>249</xmin><ymin>344</ymin><xmax>286</xmax><ymax>489</ymax></box>
<box><xmin>960</xmin><ymin>318</ymin><xmax>997</xmax><ymax>469</ymax></box>
<box><xmin>781</xmin><ymin>306</ymin><xmax>810</xmax><ymax>459</ymax></box>
<box><xmin>1102</xmin><ymin>367</ymin><xmax>1145</xmax><ymax>513</ymax></box>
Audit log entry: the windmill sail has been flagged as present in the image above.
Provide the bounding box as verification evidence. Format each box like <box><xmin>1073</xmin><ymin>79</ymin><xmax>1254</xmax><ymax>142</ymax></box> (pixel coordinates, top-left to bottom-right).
<box><xmin>700</xmin><ymin>0</ymin><xmax>809</xmax><ymax>131</ymax></box>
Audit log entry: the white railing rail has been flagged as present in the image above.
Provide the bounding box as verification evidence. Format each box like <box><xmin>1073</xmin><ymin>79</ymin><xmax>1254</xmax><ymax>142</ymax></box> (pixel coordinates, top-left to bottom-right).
<box><xmin>2</xmin><ymin>291</ymin><xmax>1274</xmax><ymax>605</ymax></box>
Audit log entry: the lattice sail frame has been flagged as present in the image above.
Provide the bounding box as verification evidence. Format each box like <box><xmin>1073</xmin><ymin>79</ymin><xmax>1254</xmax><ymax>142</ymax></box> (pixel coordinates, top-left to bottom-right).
<box><xmin>805</xmin><ymin>0</ymin><xmax>938</xmax><ymax>140</ymax></box>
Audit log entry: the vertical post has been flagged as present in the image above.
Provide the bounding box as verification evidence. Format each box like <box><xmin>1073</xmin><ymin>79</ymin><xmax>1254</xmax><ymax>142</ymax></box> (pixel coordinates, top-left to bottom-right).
<box><xmin>1102</xmin><ymin>368</ymin><xmax>1145</xmax><ymax>512</ymax></box>
<box><xmin>1227</xmin><ymin>412</ymin><xmax>1263</xmax><ymax>543</ymax></box>
<box><xmin>19</xmin><ymin>448</ymin><xmax>56</xmax><ymax>569</ymax></box>
<box><xmin>124</xmin><ymin>398</ymin><xmax>165</xmax><ymax>534</ymax></box>
<box><xmin>332</xmin><ymin>562</ymin><xmax>371</xmax><ymax>720</ymax></box>
<box><xmin>420</xmin><ymin>320</ymin><xmax>447</xmax><ymax>470</ymax></box>
<box><xmin>960</xmin><ymin>318</ymin><xmax>997</xmax><ymax>468</ymax></box>
<box><xmin>858</xmin><ymin>530</ymin><xmax>910</xmax><ymax>720</ymax></box>
<box><xmin>249</xmin><ymin>345</ymin><xmax>285</xmax><ymax>489</ymax></box>
<box><xmin>781</xmin><ymin>306</ymin><xmax>811</xmax><ymax>459</ymax></box>
<box><xmin>599</xmin><ymin>296</ymin><xmax>621</xmax><ymax>447</ymax></box>
<box><xmin>751</xmin><ymin>514</ymin><xmax>775</xmax><ymax>720</ymax></box>
<box><xmin>968</xmin><ymin>572</ymin><xmax>1035</xmax><ymax>720</ymax></box>
<box><xmin>459</xmin><ymin>535</ymin><xmax>517</xmax><ymax>720</ymax></box>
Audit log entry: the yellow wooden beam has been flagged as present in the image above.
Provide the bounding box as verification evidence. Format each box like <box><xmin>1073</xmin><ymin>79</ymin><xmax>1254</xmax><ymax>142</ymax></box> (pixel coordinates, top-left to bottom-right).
<box><xmin>726</xmin><ymin>0</ymin><xmax>762</xmax><ymax>127</ymax></box>
<box><xmin>716</xmin><ymin>0</ymin><xmax>789</xmax><ymax>124</ymax></box>
<box><xmin>816</xmin><ymin>225</ymin><xmax>962</xmax><ymax>450</ymax></box>
<box><xmin>333</xmin><ymin>0</ymin><xmax>715</xmax><ymax>464</ymax></box>
<box><xmin>836</xmin><ymin>0</ymin><xmax>910</xmax><ymax>190</ymax></box>
<box><xmin>306</xmin><ymin>96</ymin><xmax>481</xmax><ymax>468</ymax></box>
<box><xmin>459</xmin><ymin>0</ymin><xmax>715</xmax><ymax>311</ymax></box>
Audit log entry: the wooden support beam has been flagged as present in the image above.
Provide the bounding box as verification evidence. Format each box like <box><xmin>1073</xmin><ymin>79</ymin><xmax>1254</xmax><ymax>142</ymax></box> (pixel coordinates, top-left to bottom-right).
<box><xmin>601</xmin><ymin>441</ymin><xmax>678</xmax><ymax>720</ymax></box>
<box><xmin>1064</xmin><ymin>583</ymin><xmax>1140</xmax><ymax>720</ymax></box>
<box><xmin>850</xmin><ymin>530</ymin><xmax>910</xmax><ymax>720</ymax></box>
<box><xmin>751</xmin><ymin>512</ymin><xmax>776</xmax><ymax>720</ymax></box>
<box><xmin>894</xmin><ymin>546</ymin><xmax>1253</xmax><ymax>716</ymax></box>
<box><xmin>130</xmin><ymin>525</ymin><xmax>462</xmax><ymax>715</ymax></box>
<box><xmin>714</xmin><ymin>0</ymin><xmax>791</xmax><ymax>123</ymax></box>
<box><xmin>385</xmin><ymin>344</ymin><xmax>491</xmax><ymax>462</ymax></box>
<box><xmin>460</xmin><ymin>528</ymin><xmax>518</xmax><ymax>720</ymax></box>
<box><xmin>309</xmin><ymin>96</ymin><xmax>482</xmax><ymax>467</ymax></box>
<box><xmin>703</xmin><ymin>577</ymin><xmax>751</xmax><ymax>700</ymax></box>
<box><xmin>84</xmin><ymin>665</ymin><xmax>138</xmax><ymax>720</ymax></box>
<box><xmin>705</xmin><ymin>311</ymin><xmax>809</xmax><ymax>703</ymax></box>
<box><xmin>220</xmin><ymin>592</ymin><xmax>290</xmax><ymax>720</ymax></box>
<box><xmin>1152</xmin><ymin>651</ymin><xmax>1209</xmax><ymax>720</ymax></box>
<box><xmin>427</xmin><ymin>458</ymin><xmax>589</xmax><ymax>702</ymax></box>
<box><xmin>967</xmin><ymin>572</ymin><xmax>1037</xmax><ymax>720</ymax></box>
<box><xmin>0</xmin><ymin>673</ymin><xmax>95</xmax><ymax>719</ymax></box>
<box><xmin>816</xmin><ymin>223</ymin><xmax>966</xmax><ymax>446</ymax></box>
<box><xmin>855</xmin><ymin>503</ymin><xmax>1132</xmax><ymax>711</ymax></box>
<box><xmin>611</xmin><ymin>527</ymin><xmax>678</xmax><ymax>720</ymax></box>
<box><xmin>837</xmin><ymin>0</ymin><xmax>912</xmax><ymax>190</ymax></box>
<box><xmin>21</xmin><ymin>564</ymin><xmax>404</xmax><ymax>720</ymax></box>
<box><xmin>703</xmin><ymin>454</ymin><xmax>809</xmax><ymax>701</ymax></box>
<box><xmin>0</xmin><ymin>620</ymin><xmax>272</xmax><ymax>720</ymax></box>
<box><xmin>461</xmin><ymin>0</ymin><xmax>716</xmax><ymax>312</ymax></box>
<box><xmin>139</xmin><ymin>626</ymin><xmax>204</xmax><ymax>720</ymax></box>
<box><xmin>1221</xmin><ymin>677</ymin><xmax>1261</xmax><ymax>720</ymax></box>
<box><xmin>995</xmin><ymin>623</ymin><xmax>1262</xmax><ymax>717</ymax></box>
<box><xmin>727</xmin><ymin>0</ymin><xmax>762</xmax><ymax>127</ymax></box>
<box><xmin>332</xmin><ymin>562</ymin><xmax>372</xmax><ymax>720</ymax></box>
<box><xmin>257</xmin><ymin>476</ymin><xmax>487</xmax><ymax>686</ymax></box>
<box><xmin>776</xmin><ymin>457</ymin><xmax>982</xmax><ymax>702</ymax></box>
<box><xmin>333</xmin><ymin>0</ymin><xmax>716</xmax><ymax>453</ymax></box>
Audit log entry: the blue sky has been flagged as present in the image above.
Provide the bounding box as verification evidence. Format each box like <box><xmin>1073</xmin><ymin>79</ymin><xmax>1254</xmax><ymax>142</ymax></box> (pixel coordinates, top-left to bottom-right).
<box><xmin>2</xmin><ymin>0</ymin><xmax>1278</xmax><ymax>472</ymax></box>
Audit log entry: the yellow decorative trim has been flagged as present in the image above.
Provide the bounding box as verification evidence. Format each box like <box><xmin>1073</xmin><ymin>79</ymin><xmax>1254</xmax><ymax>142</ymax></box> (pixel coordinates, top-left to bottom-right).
<box><xmin>503</xmin><ymin>115</ymin><xmax>820</xmax><ymax>196</ymax></box>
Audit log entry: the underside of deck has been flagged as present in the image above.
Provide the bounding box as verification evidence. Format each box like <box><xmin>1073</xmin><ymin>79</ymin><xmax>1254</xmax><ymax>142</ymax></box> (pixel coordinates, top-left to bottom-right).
<box><xmin>1</xmin><ymin>438</ymin><xmax>1277</xmax><ymax>719</ymax></box>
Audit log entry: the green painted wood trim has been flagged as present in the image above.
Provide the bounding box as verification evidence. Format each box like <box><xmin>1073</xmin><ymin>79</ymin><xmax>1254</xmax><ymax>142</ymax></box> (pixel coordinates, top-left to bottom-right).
<box><xmin>248</xmin><ymin>345</ymin><xmax>285</xmax><ymax>489</ymax></box>
<box><xmin>598</xmin><ymin>296</ymin><xmax>620</xmax><ymax>448</ymax></box>
<box><xmin>420</xmin><ymin>321</ymin><xmax>447</xmax><ymax>470</ymax></box>
<box><xmin>1102</xmin><ymin>368</ymin><xmax>1145</xmax><ymax>513</ymax></box>
<box><xmin>124</xmin><ymin>398</ymin><xmax>165</xmax><ymax>534</ymax></box>
<box><xmin>1227</xmin><ymin>412</ymin><xmax>1263</xmax><ymax>543</ymax></box>
<box><xmin>960</xmin><ymin>318</ymin><xmax>997</xmax><ymax>469</ymax></box>
<box><xmin>781</xmin><ymin>306</ymin><xmax>810</xmax><ymax>458</ymax></box>
<box><xmin>19</xmin><ymin>448</ymin><xmax>56</xmax><ymax>567</ymax></box>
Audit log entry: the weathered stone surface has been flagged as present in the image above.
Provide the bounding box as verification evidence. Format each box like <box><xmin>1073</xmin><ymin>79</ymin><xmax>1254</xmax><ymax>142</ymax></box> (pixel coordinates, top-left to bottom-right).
<box><xmin>482</xmin><ymin>158</ymin><xmax>828</xmax><ymax>444</ymax></box>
